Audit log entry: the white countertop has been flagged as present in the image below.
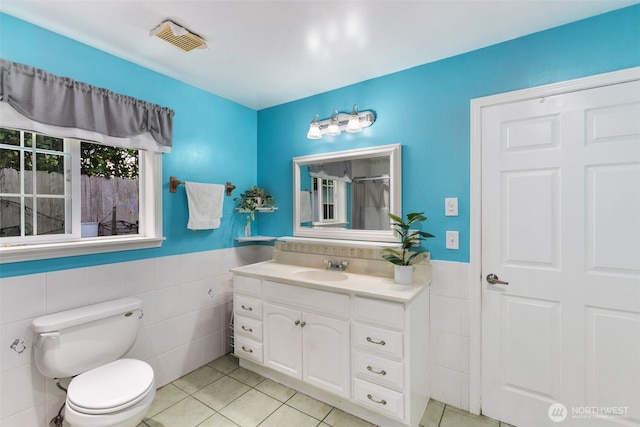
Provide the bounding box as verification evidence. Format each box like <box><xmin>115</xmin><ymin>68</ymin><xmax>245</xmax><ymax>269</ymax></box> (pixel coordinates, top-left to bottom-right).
<box><xmin>230</xmin><ymin>260</ymin><xmax>430</xmax><ymax>303</ymax></box>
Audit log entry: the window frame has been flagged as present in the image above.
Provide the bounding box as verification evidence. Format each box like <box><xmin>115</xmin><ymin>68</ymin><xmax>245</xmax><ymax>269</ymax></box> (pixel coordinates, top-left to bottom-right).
<box><xmin>0</xmin><ymin>129</ymin><xmax>164</xmax><ymax>264</ymax></box>
<box><xmin>312</xmin><ymin>177</ymin><xmax>347</xmax><ymax>227</ymax></box>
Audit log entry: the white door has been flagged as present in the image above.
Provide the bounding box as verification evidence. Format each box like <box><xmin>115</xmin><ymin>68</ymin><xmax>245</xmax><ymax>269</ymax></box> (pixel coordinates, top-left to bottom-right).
<box><xmin>263</xmin><ymin>303</ymin><xmax>302</xmax><ymax>378</ymax></box>
<box><xmin>302</xmin><ymin>312</ymin><xmax>351</xmax><ymax>398</ymax></box>
<box><xmin>481</xmin><ymin>77</ymin><xmax>640</xmax><ymax>426</ymax></box>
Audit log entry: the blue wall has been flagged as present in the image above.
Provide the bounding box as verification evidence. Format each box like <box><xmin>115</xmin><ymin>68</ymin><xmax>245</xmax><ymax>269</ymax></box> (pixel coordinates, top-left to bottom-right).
<box><xmin>0</xmin><ymin>13</ymin><xmax>258</xmax><ymax>277</ymax></box>
<box><xmin>1</xmin><ymin>5</ymin><xmax>639</xmax><ymax>276</ymax></box>
<box><xmin>257</xmin><ymin>5</ymin><xmax>640</xmax><ymax>262</ymax></box>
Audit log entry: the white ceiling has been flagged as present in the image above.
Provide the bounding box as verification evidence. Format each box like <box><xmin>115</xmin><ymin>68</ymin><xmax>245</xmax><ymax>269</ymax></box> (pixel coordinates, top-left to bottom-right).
<box><xmin>1</xmin><ymin>0</ymin><xmax>637</xmax><ymax>110</ymax></box>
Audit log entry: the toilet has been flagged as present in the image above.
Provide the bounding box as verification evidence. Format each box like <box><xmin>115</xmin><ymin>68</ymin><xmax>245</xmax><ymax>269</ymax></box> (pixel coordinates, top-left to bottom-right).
<box><xmin>32</xmin><ymin>297</ymin><xmax>155</xmax><ymax>427</ymax></box>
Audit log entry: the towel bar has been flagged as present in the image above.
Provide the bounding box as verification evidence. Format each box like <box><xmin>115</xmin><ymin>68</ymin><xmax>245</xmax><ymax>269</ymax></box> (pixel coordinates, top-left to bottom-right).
<box><xmin>169</xmin><ymin>176</ymin><xmax>236</xmax><ymax>196</ymax></box>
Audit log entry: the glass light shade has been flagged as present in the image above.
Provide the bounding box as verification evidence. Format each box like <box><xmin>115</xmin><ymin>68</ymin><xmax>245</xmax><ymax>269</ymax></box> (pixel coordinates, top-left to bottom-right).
<box><xmin>327</xmin><ymin>110</ymin><xmax>341</xmax><ymax>136</ymax></box>
<box><xmin>346</xmin><ymin>105</ymin><xmax>362</xmax><ymax>133</ymax></box>
<box><xmin>307</xmin><ymin>115</ymin><xmax>322</xmax><ymax>139</ymax></box>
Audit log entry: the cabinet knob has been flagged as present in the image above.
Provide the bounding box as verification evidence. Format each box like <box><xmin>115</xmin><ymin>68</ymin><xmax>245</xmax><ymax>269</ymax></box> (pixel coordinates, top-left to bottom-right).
<box><xmin>295</xmin><ymin>320</ymin><xmax>300</xmax><ymax>326</ymax></box>
<box><xmin>300</xmin><ymin>321</ymin><xmax>306</xmax><ymax>327</ymax></box>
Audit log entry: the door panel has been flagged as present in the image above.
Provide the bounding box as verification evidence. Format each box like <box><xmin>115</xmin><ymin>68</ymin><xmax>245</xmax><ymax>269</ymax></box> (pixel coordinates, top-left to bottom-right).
<box><xmin>481</xmin><ymin>78</ymin><xmax>640</xmax><ymax>426</ymax></box>
<box><xmin>263</xmin><ymin>303</ymin><xmax>302</xmax><ymax>379</ymax></box>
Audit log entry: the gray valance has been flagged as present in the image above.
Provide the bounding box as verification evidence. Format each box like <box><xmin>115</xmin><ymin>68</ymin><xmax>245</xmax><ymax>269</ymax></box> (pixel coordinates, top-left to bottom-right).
<box><xmin>0</xmin><ymin>59</ymin><xmax>174</xmax><ymax>149</ymax></box>
<box><xmin>309</xmin><ymin>161</ymin><xmax>352</xmax><ymax>182</ymax></box>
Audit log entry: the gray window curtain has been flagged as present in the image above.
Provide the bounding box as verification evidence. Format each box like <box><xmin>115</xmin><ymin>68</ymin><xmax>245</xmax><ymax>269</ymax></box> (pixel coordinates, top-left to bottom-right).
<box><xmin>0</xmin><ymin>59</ymin><xmax>174</xmax><ymax>149</ymax></box>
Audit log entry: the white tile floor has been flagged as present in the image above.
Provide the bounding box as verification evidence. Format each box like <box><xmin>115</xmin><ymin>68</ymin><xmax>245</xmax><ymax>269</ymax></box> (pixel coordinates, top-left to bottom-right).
<box><xmin>138</xmin><ymin>354</ymin><xmax>514</xmax><ymax>427</ymax></box>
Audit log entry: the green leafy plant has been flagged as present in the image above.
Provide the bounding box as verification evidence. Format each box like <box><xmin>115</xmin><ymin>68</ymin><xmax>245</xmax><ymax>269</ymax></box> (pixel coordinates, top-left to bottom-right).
<box><xmin>382</xmin><ymin>212</ymin><xmax>434</xmax><ymax>266</ymax></box>
<box><xmin>234</xmin><ymin>185</ymin><xmax>275</xmax><ymax>223</ymax></box>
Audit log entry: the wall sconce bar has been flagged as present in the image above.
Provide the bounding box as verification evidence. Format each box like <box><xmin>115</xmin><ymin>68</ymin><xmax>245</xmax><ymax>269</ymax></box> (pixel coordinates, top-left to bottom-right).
<box><xmin>307</xmin><ymin>105</ymin><xmax>375</xmax><ymax>139</ymax></box>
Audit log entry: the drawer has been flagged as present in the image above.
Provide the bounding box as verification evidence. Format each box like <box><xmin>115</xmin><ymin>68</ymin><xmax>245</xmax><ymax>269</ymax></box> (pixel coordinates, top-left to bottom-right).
<box><xmin>263</xmin><ymin>281</ymin><xmax>349</xmax><ymax>319</ymax></box>
<box><xmin>353</xmin><ymin>378</ymin><xmax>404</xmax><ymax>420</ymax></box>
<box><xmin>234</xmin><ymin>294</ymin><xmax>262</xmax><ymax>320</ymax></box>
<box><xmin>233</xmin><ymin>275</ymin><xmax>262</xmax><ymax>297</ymax></box>
<box><xmin>353</xmin><ymin>351</ymin><xmax>404</xmax><ymax>391</ymax></box>
<box><xmin>353</xmin><ymin>323</ymin><xmax>403</xmax><ymax>359</ymax></box>
<box><xmin>235</xmin><ymin>336</ymin><xmax>263</xmax><ymax>363</ymax></box>
<box><xmin>353</xmin><ymin>296</ymin><xmax>404</xmax><ymax>329</ymax></box>
<box><xmin>234</xmin><ymin>314</ymin><xmax>262</xmax><ymax>342</ymax></box>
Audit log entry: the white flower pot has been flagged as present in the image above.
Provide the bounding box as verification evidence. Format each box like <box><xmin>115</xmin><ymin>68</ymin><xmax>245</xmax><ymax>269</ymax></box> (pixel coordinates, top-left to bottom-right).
<box><xmin>394</xmin><ymin>265</ymin><xmax>414</xmax><ymax>285</ymax></box>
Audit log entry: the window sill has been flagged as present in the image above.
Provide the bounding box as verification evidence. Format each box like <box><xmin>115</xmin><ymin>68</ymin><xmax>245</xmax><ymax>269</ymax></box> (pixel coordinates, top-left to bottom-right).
<box><xmin>0</xmin><ymin>236</ymin><xmax>165</xmax><ymax>264</ymax></box>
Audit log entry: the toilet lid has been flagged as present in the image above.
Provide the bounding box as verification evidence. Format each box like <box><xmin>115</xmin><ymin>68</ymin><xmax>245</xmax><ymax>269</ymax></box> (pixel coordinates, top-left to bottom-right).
<box><xmin>67</xmin><ymin>359</ymin><xmax>154</xmax><ymax>415</ymax></box>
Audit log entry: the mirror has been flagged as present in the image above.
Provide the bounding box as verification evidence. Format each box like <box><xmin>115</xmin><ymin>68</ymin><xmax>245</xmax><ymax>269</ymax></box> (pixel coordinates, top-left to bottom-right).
<box><xmin>293</xmin><ymin>144</ymin><xmax>401</xmax><ymax>242</ymax></box>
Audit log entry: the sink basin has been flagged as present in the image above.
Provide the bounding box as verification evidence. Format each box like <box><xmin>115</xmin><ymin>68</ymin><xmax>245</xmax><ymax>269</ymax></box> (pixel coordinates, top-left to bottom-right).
<box><xmin>294</xmin><ymin>270</ymin><xmax>348</xmax><ymax>282</ymax></box>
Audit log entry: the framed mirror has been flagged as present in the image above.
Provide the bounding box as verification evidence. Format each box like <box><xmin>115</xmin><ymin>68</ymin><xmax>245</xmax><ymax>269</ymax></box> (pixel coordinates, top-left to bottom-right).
<box><xmin>293</xmin><ymin>144</ymin><xmax>401</xmax><ymax>242</ymax></box>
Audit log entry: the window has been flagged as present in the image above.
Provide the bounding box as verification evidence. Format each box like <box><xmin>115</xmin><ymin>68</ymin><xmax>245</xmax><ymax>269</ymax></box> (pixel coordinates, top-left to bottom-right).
<box><xmin>0</xmin><ymin>127</ymin><xmax>163</xmax><ymax>262</ymax></box>
<box><xmin>312</xmin><ymin>177</ymin><xmax>347</xmax><ymax>226</ymax></box>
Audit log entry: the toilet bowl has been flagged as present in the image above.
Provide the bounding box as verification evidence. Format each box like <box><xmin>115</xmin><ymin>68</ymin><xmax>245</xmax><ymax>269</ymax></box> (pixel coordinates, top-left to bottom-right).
<box><xmin>64</xmin><ymin>359</ymin><xmax>156</xmax><ymax>427</ymax></box>
<box><xmin>31</xmin><ymin>298</ymin><xmax>156</xmax><ymax>427</ymax></box>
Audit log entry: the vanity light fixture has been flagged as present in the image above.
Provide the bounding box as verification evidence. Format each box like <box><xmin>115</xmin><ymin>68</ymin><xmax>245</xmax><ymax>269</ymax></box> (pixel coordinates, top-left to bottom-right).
<box><xmin>307</xmin><ymin>114</ymin><xmax>322</xmax><ymax>139</ymax></box>
<box><xmin>306</xmin><ymin>105</ymin><xmax>375</xmax><ymax>139</ymax></box>
<box><xmin>327</xmin><ymin>110</ymin><xmax>341</xmax><ymax>136</ymax></box>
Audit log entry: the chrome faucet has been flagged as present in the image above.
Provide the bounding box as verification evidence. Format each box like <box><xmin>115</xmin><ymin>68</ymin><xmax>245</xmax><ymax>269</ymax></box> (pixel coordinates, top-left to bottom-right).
<box><xmin>324</xmin><ymin>259</ymin><xmax>349</xmax><ymax>271</ymax></box>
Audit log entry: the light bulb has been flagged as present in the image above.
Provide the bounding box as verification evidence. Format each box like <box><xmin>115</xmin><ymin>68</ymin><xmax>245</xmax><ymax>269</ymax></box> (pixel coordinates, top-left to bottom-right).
<box><xmin>327</xmin><ymin>109</ymin><xmax>341</xmax><ymax>136</ymax></box>
<box><xmin>346</xmin><ymin>105</ymin><xmax>362</xmax><ymax>133</ymax></box>
<box><xmin>307</xmin><ymin>114</ymin><xmax>322</xmax><ymax>139</ymax></box>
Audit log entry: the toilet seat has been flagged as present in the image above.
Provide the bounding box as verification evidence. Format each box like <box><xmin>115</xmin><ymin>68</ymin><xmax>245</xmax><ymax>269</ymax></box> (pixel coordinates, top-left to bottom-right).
<box><xmin>67</xmin><ymin>358</ymin><xmax>155</xmax><ymax>415</ymax></box>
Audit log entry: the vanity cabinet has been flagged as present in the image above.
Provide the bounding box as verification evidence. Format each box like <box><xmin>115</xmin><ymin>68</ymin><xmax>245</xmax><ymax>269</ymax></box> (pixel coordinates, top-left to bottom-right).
<box><xmin>231</xmin><ymin>269</ymin><xmax>430</xmax><ymax>427</ymax></box>
<box><xmin>263</xmin><ymin>303</ymin><xmax>351</xmax><ymax>398</ymax></box>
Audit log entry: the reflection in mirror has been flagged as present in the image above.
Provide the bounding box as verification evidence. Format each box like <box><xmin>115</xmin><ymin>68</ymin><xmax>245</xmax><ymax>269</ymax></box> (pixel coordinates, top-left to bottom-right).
<box><xmin>293</xmin><ymin>144</ymin><xmax>401</xmax><ymax>242</ymax></box>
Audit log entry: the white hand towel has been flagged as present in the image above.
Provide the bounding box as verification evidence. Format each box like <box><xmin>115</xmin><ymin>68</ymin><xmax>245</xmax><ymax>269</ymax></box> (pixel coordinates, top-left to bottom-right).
<box><xmin>185</xmin><ymin>182</ymin><xmax>225</xmax><ymax>230</ymax></box>
<box><xmin>299</xmin><ymin>190</ymin><xmax>313</xmax><ymax>223</ymax></box>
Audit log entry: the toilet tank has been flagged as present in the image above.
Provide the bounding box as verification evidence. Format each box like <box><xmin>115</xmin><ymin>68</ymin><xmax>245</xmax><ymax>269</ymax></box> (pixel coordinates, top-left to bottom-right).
<box><xmin>32</xmin><ymin>297</ymin><xmax>142</xmax><ymax>378</ymax></box>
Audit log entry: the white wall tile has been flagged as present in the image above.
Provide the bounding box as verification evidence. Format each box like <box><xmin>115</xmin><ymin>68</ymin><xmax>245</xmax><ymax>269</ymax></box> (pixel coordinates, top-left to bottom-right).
<box><xmin>0</xmin><ymin>404</ymin><xmax>45</xmax><ymax>427</ymax></box>
<box><xmin>0</xmin><ymin>274</ymin><xmax>45</xmax><ymax>324</ymax></box>
<box><xmin>1</xmin><ymin>364</ymin><xmax>45</xmax><ymax>419</ymax></box>
<box><xmin>201</xmin><ymin>303</ymin><xmax>225</xmax><ymax>336</ymax></box>
<box><xmin>45</xmin><ymin>267</ymin><xmax>90</xmax><ymax>313</ymax></box>
<box><xmin>430</xmin><ymin>261</ymin><xmax>470</xmax><ymax>300</ymax></box>
<box><xmin>181</xmin><ymin>279</ymin><xmax>208</xmax><ymax>313</ymax></box>
<box><xmin>155</xmin><ymin>254</ymin><xmax>185</xmax><ymax>289</ymax></box>
<box><xmin>203</xmin><ymin>330</ymin><xmax>226</xmax><ymax>364</ymax></box>
<box><xmin>154</xmin><ymin>286</ymin><xmax>182</xmax><ymax>323</ymax></box>
<box><xmin>430</xmin><ymin>365</ymin><xmax>466</xmax><ymax>410</ymax></box>
<box><xmin>123</xmin><ymin>258</ymin><xmax>156</xmax><ymax>296</ymax></box>
<box><xmin>1</xmin><ymin>318</ymin><xmax>33</xmax><ymax>372</ymax></box>
<box><xmin>89</xmin><ymin>263</ymin><xmax>124</xmax><ymax>303</ymax></box>
<box><xmin>180</xmin><ymin>252</ymin><xmax>207</xmax><ymax>284</ymax></box>
<box><xmin>431</xmin><ymin>294</ymin><xmax>465</xmax><ymax>335</ymax></box>
<box><xmin>429</xmin><ymin>330</ymin><xmax>470</xmax><ymax>374</ymax></box>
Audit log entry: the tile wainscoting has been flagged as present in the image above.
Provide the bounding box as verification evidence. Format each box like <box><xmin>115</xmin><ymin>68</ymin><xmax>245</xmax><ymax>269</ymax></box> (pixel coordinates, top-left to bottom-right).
<box><xmin>0</xmin><ymin>245</ymin><xmax>273</xmax><ymax>426</ymax></box>
<box><xmin>0</xmin><ymin>248</ymin><xmax>471</xmax><ymax>425</ymax></box>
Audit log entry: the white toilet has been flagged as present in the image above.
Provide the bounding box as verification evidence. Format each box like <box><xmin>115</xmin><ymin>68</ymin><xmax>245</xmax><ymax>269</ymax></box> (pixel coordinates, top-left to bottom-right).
<box><xmin>32</xmin><ymin>297</ymin><xmax>156</xmax><ymax>427</ymax></box>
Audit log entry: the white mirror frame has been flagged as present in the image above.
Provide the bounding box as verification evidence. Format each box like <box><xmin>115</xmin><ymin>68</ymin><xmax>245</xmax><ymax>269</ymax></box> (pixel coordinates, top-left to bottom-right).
<box><xmin>293</xmin><ymin>143</ymin><xmax>402</xmax><ymax>242</ymax></box>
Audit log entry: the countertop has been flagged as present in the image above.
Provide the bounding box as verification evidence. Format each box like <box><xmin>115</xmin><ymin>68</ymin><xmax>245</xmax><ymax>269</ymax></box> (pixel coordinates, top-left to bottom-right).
<box><xmin>230</xmin><ymin>260</ymin><xmax>430</xmax><ymax>303</ymax></box>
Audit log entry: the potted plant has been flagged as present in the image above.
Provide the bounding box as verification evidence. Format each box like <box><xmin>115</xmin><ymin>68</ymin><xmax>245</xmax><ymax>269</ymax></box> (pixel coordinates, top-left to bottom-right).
<box><xmin>382</xmin><ymin>212</ymin><xmax>434</xmax><ymax>284</ymax></box>
<box><xmin>234</xmin><ymin>186</ymin><xmax>276</xmax><ymax>236</ymax></box>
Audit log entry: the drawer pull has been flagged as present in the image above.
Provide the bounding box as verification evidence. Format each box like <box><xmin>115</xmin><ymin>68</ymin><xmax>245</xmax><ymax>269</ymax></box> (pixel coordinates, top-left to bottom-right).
<box><xmin>241</xmin><ymin>325</ymin><xmax>253</xmax><ymax>332</ymax></box>
<box><xmin>241</xmin><ymin>305</ymin><xmax>253</xmax><ymax>311</ymax></box>
<box><xmin>366</xmin><ymin>337</ymin><xmax>386</xmax><ymax>346</ymax></box>
<box><xmin>367</xmin><ymin>366</ymin><xmax>387</xmax><ymax>376</ymax></box>
<box><xmin>295</xmin><ymin>320</ymin><xmax>300</xmax><ymax>326</ymax></box>
<box><xmin>241</xmin><ymin>346</ymin><xmax>253</xmax><ymax>353</ymax></box>
<box><xmin>300</xmin><ymin>321</ymin><xmax>306</xmax><ymax>327</ymax></box>
<box><xmin>367</xmin><ymin>394</ymin><xmax>387</xmax><ymax>405</ymax></box>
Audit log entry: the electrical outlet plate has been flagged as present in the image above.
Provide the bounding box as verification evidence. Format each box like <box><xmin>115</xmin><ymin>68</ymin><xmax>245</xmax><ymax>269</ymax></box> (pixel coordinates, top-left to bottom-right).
<box><xmin>446</xmin><ymin>231</ymin><xmax>459</xmax><ymax>249</ymax></box>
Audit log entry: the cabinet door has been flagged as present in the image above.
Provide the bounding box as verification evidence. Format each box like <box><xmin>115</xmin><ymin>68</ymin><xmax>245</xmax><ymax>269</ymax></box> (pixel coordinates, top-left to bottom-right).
<box><xmin>302</xmin><ymin>312</ymin><xmax>351</xmax><ymax>398</ymax></box>
<box><xmin>263</xmin><ymin>303</ymin><xmax>302</xmax><ymax>379</ymax></box>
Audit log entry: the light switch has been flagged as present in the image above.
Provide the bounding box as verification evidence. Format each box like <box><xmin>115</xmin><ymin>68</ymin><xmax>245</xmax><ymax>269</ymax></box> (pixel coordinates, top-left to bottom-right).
<box><xmin>445</xmin><ymin>198</ymin><xmax>458</xmax><ymax>216</ymax></box>
<box><xmin>446</xmin><ymin>231</ymin><xmax>459</xmax><ymax>250</ymax></box>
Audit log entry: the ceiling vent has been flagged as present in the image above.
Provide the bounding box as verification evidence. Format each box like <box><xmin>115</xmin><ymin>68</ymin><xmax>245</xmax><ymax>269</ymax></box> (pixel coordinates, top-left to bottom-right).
<box><xmin>150</xmin><ymin>20</ymin><xmax>207</xmax><ymax>52</ymax></box>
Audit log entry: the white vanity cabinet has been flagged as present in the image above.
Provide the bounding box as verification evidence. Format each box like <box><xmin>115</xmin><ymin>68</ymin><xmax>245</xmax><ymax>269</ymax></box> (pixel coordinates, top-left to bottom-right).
<box><xmin>232</xmin><ymin>276</ymin><xmax>264</xmax><ymax>363</ymax></box>
<box><xmin>231</xmin><ymin>268</ymin><xmax>430</xmax><ymax>427</ymax></box>
<box><xmin>262</xmin><ymin>280</ymin><xmax>351</xmax><ymax>398</ymax></box>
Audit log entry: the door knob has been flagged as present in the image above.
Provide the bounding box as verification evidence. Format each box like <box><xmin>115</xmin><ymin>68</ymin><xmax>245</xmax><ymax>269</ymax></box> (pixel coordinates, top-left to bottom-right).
<box><xmin>486</xmin><ymin>273</ymin><xmax>509</xmax><ymax>285</ymax></box>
